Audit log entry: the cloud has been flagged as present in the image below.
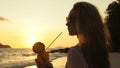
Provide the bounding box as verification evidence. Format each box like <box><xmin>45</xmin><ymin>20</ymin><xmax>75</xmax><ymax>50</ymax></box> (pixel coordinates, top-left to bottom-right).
<box><xmin>0</xmin><ymin>17</ymin><xmax>10</xmax><ymax>22</ymax></box>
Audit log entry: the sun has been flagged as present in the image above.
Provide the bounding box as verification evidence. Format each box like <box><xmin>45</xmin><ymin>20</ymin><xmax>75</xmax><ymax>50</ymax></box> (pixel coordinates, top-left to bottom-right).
<box><xmin>28</xmin><ymin>37</ymin><xmax>37</xmax><ymax>45</ymax></box>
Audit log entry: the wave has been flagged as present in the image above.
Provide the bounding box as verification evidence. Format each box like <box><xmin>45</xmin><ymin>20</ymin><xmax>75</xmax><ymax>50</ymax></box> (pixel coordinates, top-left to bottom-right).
<box><xmin>0</xmin><ymin>59</ymin><xmax>35</xmax><ymax>68</ymax></box>
<box><xmin>0</xmin><ymin>48</ymin><xmax>67</xmax><ymax>68</ymax></box>
<box><xmin>22</xmin><ymin>53</ymin><xmax>36</xmax><ymax>57</ymax></box>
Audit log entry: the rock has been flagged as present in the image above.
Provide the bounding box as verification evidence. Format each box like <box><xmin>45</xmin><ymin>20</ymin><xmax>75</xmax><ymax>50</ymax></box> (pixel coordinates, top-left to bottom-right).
<box><xmin>50</xmin><ymin>47</ymin><xmax>70</xmax><ymax>53</ymax></box>
<box><xmin>0</xmin><ymin>43</ymin><xmax>11</xmax><ymax>48</ymax></box>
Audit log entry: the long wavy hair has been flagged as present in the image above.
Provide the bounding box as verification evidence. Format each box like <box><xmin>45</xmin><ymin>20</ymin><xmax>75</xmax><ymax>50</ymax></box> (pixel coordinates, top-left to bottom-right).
<box><xmin>69</xmin><ymin>2</ymin><xmax>110</xmax><ymax>68</ymax></box>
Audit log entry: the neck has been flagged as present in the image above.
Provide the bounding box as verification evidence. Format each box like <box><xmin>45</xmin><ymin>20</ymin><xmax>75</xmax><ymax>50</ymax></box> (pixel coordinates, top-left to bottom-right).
<box><xmin>77</xmin><ymin>34</ymin><xmax>85</xmax><ymax>45</ymax></box>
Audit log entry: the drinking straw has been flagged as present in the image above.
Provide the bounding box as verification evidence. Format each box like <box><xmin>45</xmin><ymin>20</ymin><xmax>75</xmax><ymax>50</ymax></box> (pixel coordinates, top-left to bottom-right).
<box><xmin>45</xmin><ymin>32</ymin><xmax>62</xmax><ymax>50</ymax></box>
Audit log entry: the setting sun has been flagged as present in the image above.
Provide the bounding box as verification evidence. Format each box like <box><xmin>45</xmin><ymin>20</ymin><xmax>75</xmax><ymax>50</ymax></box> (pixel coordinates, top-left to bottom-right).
<box><xmin>28</xmin><ymin>37</ymin><xmax>37</xmax><ymax>45</ymax></box>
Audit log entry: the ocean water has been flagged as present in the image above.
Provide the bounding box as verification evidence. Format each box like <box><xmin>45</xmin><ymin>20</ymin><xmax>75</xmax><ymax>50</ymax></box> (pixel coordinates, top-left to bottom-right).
<box><xmin>0</xmin><ymin>48</ymin><xmax>67</xmax><ymax>68</ymax></box>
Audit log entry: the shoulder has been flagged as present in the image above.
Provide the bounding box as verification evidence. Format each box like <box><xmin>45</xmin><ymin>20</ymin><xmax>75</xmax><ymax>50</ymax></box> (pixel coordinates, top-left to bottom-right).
<box><xmin>68</xmin><ymin>45</ymin><xmax>81</xmax><ymax>53</ymax></box>
<box><xmin>66</xmin><ymin>45</ymin><xmax>88</xmax><ymax>68</ymax></box>
<box><xmin>68</xmin><ymin>45</ymin><xmax>82</xmax><ymax>57</ymax></box>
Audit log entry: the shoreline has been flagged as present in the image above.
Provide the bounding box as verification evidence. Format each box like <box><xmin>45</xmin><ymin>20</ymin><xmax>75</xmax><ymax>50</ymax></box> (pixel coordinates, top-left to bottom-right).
<box><xmin>24</xmin><ymin>56</ymin><xmax>67</xmax><ymax>68</ymax></box>
<box><xmin>24</xmin><ymin>52</ymin><xmax>120</xmax><ymax>68</ymax></box>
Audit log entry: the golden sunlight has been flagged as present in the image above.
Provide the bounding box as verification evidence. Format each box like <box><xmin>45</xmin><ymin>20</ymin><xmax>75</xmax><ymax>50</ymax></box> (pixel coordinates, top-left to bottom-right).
<box><xmin>22</xmin><ymin>36</ymin><xmax>44</xmax><ymax>48</ymax></box>
<box><xmin>20</xmin><ymin>25</ymin><xmax>45</xmax><ymax>48</ymax></box>
<box><xmin>28</xmin><ymin>37</ymin><xmax>37</xmax><ymax>45</ymax></box>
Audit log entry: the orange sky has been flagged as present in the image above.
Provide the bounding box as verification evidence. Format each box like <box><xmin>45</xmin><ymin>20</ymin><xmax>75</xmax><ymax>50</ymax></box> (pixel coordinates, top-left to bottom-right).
<box><xmin>0</xmin><ymin>0</ymin><xmax>115</xmax><ymax>48</ymax></box>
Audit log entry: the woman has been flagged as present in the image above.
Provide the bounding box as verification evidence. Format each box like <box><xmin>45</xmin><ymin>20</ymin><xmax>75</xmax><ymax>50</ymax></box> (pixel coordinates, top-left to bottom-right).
<box><xmin>66</xmin><ymin>2</ymin><xmax>110</xmax><ymax>68</ymax></box>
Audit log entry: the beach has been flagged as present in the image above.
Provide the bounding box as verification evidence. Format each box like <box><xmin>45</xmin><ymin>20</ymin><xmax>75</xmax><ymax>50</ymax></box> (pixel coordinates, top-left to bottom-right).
<box><xmin>52</xmin><ymin>57</ymin><xmax>67</xmax><ymax>68</ymax></box>
<box><xmin>25</xmin><ymin>56</ymin><xmax>67</xmax><ymax>68</ymax></box>
<box><xmin>109</xmin><ymin>52</ymin><xmax>120</xmax><ymax>68</ymax></box>
<box><xmin>0</xmin><ymin>48</ymin><xmax>67</xmax><ymax>68</ymax></box>
<box><xmin>25</xmin><ymin>52</ymin><xmax>120</xmax><ymax>68</ymax></box>
<box><xmin>0</xmin><ymin>48</ymin><xmax>120</xmax><ymax>68</ymax></box>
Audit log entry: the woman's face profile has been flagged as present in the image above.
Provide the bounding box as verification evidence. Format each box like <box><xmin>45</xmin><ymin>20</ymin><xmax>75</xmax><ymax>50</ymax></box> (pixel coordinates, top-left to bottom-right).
<box><xmin>66</xmin><ymin>10</ymin><xmax>77</xmax><ymax>35</ymax></box>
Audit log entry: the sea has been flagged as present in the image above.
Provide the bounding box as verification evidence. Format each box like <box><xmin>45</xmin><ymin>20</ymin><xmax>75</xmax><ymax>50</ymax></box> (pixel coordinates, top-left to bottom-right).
<box><xmin>0</xmin><ymin>48</ymin><xmax>67</xmax><ymax>68</ymax></box>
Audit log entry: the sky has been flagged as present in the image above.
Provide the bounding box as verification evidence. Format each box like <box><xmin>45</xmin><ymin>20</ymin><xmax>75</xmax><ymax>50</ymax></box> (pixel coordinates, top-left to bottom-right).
<box><xmin>0</xmin><ymin>0</ymin><xmax>115</xmax><ymax>48</ymax></box>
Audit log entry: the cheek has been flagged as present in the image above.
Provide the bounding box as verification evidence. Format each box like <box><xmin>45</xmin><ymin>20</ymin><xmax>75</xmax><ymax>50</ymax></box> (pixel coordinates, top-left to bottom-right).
<box><xmin>69</xmin><ymin>24</ymin><xmax>77</xmax><ymax>35</ymax></box>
